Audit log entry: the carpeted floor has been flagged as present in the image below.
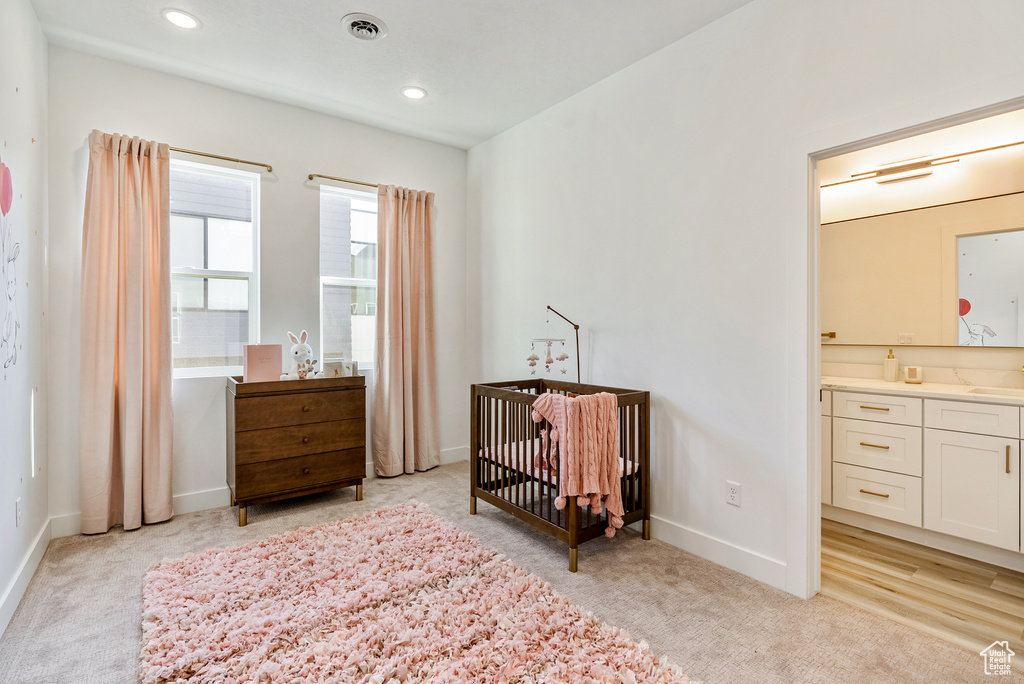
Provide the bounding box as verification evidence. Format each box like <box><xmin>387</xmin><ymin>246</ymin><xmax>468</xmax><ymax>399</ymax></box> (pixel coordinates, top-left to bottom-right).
<box><xmin>0</xmin><ymin>461</ymin><xmax>1020</xmax><ymax>683</ymax></box>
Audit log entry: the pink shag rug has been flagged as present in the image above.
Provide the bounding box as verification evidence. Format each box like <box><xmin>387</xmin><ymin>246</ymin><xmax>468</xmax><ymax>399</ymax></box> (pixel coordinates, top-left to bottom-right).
<box><xmin>141</xmin><ymin>501</ymin><xmax>690</xmax><ymax>683</ymax></box>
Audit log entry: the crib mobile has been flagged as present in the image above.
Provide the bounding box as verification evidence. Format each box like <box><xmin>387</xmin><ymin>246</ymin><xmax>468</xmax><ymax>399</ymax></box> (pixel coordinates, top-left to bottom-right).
<box><xmin>527</xmin><ymin>305</ymin><xmax>580</xmax><ymax>382</ymax></box>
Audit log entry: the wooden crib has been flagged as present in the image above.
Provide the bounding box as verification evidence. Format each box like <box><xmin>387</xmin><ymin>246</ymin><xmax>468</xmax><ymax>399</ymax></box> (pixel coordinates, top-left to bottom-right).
<box><xmin>470</xmin><ymin>379</ymin><xmax>650</xmax><ymax>571</ymax></box>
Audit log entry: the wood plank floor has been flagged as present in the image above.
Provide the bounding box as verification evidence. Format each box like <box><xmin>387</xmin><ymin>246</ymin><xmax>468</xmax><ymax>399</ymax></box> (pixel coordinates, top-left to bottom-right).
<box><xmin>821</xmin><ymin>519</ymin><xmax>1024</xmax><ymax>672</ymax></box>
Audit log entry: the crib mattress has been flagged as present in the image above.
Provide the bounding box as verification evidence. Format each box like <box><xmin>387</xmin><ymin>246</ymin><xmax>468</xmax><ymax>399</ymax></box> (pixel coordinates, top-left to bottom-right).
<box><xmin>478</xmin><ymin>437</ymin><xmax>638</xmax><ymax>481</ymax></box>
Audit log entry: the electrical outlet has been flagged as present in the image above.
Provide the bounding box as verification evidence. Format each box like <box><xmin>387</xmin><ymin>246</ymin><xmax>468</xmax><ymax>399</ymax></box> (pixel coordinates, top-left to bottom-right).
<box><xmin>726</xmin><ymin>481</ymin><xmax>741</xmax><ymax>507</ymax></box>
<box><xmin>15</xmin><ymin>498</ymin><xmax>22</xmax><ymax>528</ymax></box>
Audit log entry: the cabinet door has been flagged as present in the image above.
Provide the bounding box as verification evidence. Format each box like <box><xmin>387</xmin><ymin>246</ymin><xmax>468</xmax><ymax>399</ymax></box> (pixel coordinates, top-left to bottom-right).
<box><xmin>923</xmin><ymin>429</ymin><xmax>1020</xmax><ymax>551</ymax></box>
<box><xmin>822</xmin><ymin>416</ymin><xmax>832</xmax><ymax>506</ymax></box>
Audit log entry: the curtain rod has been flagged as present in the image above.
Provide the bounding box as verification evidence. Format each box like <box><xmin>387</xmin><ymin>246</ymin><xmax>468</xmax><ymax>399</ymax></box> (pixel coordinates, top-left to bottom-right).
<box><xmin>308</xmin><ymin>173</ymin><xmax>379</xmax><ymax>188</ymax></box>
<box><xmin>169</xmin><ymin>146</ymin><xmax>272</xmax><ymax>172</ymax></box>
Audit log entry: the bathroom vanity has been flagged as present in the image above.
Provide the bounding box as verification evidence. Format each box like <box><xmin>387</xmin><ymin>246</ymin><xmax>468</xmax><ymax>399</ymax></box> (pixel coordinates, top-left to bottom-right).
<box><xmin>822</xmin><ymin>376</ymin><xmax>1024</xmax><ymax>567</ymax></box>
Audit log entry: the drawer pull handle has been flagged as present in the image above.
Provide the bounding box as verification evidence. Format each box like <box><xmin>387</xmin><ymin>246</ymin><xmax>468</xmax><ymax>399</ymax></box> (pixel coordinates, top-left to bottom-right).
<box><xmin>302</xmin><ymin>436</ymin><xmax>310</xmax><ymax>444</ymax></box>
<box><xmin>859</xmin><ymin>442</ymin><xmax>890</xmax><ymax>450</ymax></box>
<box><xmin>859</xmin><ymin>488</ymin><xmax>889</xmax><ymax>499</ymax></box>
<box><xmin>302</xmin><ymin>468</ymin><xmax>311</xmax><ymax>475</ymax></box>
<box><xmin>859</xmin><ymin>405</ymin><xmax>889</xmax><ymax>412</ymax></box>
<box><xmin>302</xmin><ymin>405</ymin><xmax>310</xmax><ymax>412</ymax></box>
<box><xmin>1008</xmin><ymin>445</ymin><xmax>1011</xmax><ymax>475</ymax></box>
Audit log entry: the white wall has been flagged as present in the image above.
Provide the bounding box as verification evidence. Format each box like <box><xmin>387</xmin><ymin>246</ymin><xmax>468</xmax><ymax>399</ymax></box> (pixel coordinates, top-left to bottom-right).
<box><xmin>0</xmin><ymin>0</ymin><xmax>49</xmax><ymax>635</ymax></box>
<box><xmin>47</xmin><ymin>47</ymin><xmax>469</xmax><ymax>535</ymax></box>
<box><xmin>466</xmin><ymin>0</ymin><xmax>1024</xmax><ymax>596</ymax></box>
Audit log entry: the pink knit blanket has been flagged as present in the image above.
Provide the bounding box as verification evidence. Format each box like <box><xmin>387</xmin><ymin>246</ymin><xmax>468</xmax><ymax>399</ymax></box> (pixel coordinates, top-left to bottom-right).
<box><xmin>532</xmin><ymin>392</ymin><xmax>624</xmax><ymax>536</ymax></box>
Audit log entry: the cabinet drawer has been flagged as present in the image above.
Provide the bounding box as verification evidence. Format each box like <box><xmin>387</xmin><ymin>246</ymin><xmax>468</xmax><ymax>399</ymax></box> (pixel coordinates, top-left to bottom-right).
<box><xmin>235</xmin><ymin>448</ymin><xmax>365</xmax><ymax>499</ymax></box>
<box><xmin>832</xmin><ymin>418</ymin><xmax>922</xmax><ymax>476</ymax></box>
<box><xmin>832</xmin><ymin>392</ymin><xmax>922</xmax><ymax>426</ymax></box>
<box><xmin>235</xmin><ymin>388</ymin><xmax>364</xmax><ymax>431</ymax></box>
<box><xmin>924</xmin><ymin>399</ymin><xmax>1020</xmax><ymax>438</ymax></box>
<box><xmin>821</xmin><ymin>390</ymin><xmax>832</xmax><ymax>417</ymax></box>
<box><xmin>234</xmin><ymin>418</ymin><xmax>364</xmax><ymax>465</ymax></box>
<box><xmin>832</xmin><ymin>463</ymin><xmax>922</xmax><ymax>527</ymax></box>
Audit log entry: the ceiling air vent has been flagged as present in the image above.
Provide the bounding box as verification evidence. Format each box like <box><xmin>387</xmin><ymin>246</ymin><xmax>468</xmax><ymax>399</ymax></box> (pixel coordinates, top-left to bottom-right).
<box><xmin>342</xmin><ymin>13</ymin><xmax>387</xmax><ymax>41</ymax></box>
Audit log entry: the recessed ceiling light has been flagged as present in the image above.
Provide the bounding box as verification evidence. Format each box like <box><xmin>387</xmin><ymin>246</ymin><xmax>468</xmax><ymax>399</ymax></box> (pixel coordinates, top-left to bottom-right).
<box><xmin>162</xmin><ymin>9</ymin><xmax>200</xmax><ymax>30</ymax></box>
<box><xmin>402</xmin><ymin>87</ymin><xmax>427</xmax><ymax>100</ymax></box>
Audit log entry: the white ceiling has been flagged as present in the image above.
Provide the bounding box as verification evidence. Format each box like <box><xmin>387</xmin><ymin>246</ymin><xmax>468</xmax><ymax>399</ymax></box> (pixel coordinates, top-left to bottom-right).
<box><xmin>31</xmin><ymin>0</ymin><xmax>756</xmax><ymax>149</ymax></box>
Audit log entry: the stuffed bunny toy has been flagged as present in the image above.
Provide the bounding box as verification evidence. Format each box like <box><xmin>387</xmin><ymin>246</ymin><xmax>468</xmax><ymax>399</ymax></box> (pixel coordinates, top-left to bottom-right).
<box><xmin>280</xmin><ymin>330</ymin><xmax>324</xmax><ymax>379</ymax></box>
<box><xmin>1</xmin><ymin>223</ymin><xmax>19</xmax><ymax>369</ymax></box>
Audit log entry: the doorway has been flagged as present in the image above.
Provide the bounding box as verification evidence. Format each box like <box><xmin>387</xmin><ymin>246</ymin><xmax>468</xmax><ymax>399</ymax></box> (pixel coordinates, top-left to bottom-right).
<box><xmin>811</xmin><ymin>101</ymin><xmax>1024</xmax><ymax>661</ymax></box>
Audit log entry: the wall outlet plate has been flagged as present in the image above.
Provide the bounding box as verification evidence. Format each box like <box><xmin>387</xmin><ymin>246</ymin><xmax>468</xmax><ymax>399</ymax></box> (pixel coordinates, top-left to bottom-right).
<box><xmin>15</xmin><ymin>497</ymin><xmax>22</xmax><ymax>527</ymax></box>
<box><xmin>726</xmin><ymin>481</ymin><xmax>741</xmax><ymax>507</ymax></box>
<box><xmin>898</xmin><ymin>333</ymin><xmax>913</xmax><ymax>344</ymax></box>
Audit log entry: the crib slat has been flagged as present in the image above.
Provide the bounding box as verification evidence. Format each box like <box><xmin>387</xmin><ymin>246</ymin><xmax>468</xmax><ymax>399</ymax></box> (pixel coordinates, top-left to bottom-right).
<box><xmin>513</xmin><ymin>401</ymin><xmax>519</xmax><ymax>507</ymax></box>
<box><xmin>520</xmin><ymin>402</ymin><xmax>527</xmax><ymax>509</ymax></box>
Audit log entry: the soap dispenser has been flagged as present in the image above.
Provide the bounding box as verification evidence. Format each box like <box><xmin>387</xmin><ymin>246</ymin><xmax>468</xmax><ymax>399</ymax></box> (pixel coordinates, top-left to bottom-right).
<box><xmin>884</xmin><ymin>348</ymin><xmax>899</xmax><ymax>382</ymax></box>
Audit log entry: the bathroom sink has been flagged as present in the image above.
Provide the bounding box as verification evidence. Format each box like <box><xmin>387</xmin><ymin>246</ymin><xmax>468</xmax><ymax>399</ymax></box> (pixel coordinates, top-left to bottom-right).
<box><xmin>967</xmin><ymin>386</ymin><xmax>1024</xmax><ymax>398</ymax></box>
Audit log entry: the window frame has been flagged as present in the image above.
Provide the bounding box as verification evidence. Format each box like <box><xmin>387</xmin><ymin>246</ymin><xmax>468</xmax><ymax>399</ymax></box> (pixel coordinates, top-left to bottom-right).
<box><xmin>169</xmin><ymin>158</ymin><xmax>261</xmax><ymax>379</ymax></box>
<box><xmin>318</xmin><ymin>184</ymin><xmax>378</xmax><ymax>370</ymax></box>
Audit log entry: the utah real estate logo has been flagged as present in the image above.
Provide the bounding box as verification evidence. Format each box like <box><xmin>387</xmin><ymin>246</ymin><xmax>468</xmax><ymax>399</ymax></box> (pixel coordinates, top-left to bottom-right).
<box><xmin>980</xmin><ymin>641</ymin><xmax>1015</xmax><ymax>676</ymax></box>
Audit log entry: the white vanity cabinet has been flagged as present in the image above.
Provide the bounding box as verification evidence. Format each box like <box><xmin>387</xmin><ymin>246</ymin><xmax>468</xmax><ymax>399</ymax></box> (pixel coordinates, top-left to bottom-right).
<box><xmin>821</xmin><ymin>391</ymin><xmax>832</xmax><ymax>506</ymax></box>
<box><xmin>825</xmin><ymin>381</ymin><xmax>1024</xmax><ymax>558</ymax></box>
<box><xmin>923</xmin><ymin>402</ymin><xmax>1020</xmax><ymax>551</ymax></box>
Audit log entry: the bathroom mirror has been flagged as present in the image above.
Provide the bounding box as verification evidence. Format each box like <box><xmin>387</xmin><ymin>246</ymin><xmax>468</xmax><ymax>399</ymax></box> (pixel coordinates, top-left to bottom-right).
<box><xmin>820</xmin><ymin>193</ymin><xmax>1024</xmax><ymax>347</ymax></box>
<box><xmin>957</xmin><ymin>228</ymin><xmax>1024</xmax><ymax>346</ymax></box>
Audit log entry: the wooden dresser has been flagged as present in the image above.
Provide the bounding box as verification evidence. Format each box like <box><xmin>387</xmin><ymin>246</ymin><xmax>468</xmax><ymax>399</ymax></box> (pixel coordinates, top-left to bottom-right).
<box><xmin>226</xmin><ymin>375</ymin><xmax>366</xmax><ymax>526</ymax></box>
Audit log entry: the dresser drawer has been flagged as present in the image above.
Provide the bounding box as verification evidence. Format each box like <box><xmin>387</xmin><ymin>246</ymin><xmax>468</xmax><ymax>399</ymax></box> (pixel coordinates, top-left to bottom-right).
<box><xmin>832</xmin><ymin>392</ymin><xmax>922</xmax><ymax>426</ymax></box>
<box><xmin>234</xmin><ymin>388</ymin><xmax>364</xmax><ymax>431</ymax></box>
<box><xmin>235</xmin><ymin>448</ymin><xmax>365</xmax><ymax>498</ymax></box>
<box><xmin>924</xmin><ymin>399</ymin><xmax>1020</xmax><ymax>438</ymax></box>
<box><xmin>832</xmin><ymin>417</ymin><xmax>922</xmax><ymax>476</ymax></box>
<box><xmin>234</xmin><ymin>418</ymin><xmax>364</xmax><ymax>465</ymax></box>
<box><xmin>832</xmin><ymin>463</ymin><xmax>922</xmax><ymax>527</ymax></box>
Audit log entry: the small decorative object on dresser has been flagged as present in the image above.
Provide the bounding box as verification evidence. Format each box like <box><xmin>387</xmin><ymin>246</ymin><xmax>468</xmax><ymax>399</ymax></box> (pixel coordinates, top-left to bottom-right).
<box><xmin>280</xmin><ymin>330</ymin><xmax>325</xmax><ymax>379</ymax></box>
<box><xmin>242</xmin><ymin>344</ymin><xmax>283</xmax><ymax>383</ymax></box>
<box><xmin>324</xmin><ymin>360</ymin><xmax>359</xmax><ymax>378</ymax></box>
<box><xmin>226</xmin><ymin>375</ymin><xmax>366</xmax><ymax>526</ymax></box>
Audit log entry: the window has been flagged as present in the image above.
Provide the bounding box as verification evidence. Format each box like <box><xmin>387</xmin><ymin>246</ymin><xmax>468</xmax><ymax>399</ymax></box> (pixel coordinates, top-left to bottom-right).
<box><xmin>319</xmin><ymin>186</ymin><xmax>377</xmax><ymax>368</ymax></box>
<box><xmin>169</xmin><ymin>160</ymin><xmax>259</xmax><ymax>375</ymax></box>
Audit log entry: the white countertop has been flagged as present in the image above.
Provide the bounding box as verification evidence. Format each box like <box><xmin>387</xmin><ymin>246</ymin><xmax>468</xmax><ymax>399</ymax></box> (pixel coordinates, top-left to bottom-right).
<box><xmin>822</xmin><ymin>376</ymin><xmax>1024</xmax><ymax>407</ymax></box>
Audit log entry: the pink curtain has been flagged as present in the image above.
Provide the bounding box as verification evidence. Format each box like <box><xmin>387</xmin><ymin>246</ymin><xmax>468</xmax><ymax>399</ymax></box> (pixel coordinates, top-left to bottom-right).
<box><xmin>372</xmin><ymin>185</ymin><xmax>440</xmax><ymax>476</ymax></box>
<box><xmin>79</xmin><ymin>130</ymin><xmax>173</xmax><ymax>534</ymax></box>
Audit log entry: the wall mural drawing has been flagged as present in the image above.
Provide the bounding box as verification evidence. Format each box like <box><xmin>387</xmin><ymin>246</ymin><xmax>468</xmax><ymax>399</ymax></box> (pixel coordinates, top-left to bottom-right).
<box><xmin>1</xmin><ymin>152</ymin><xmax>20</xmax><ymax>368</ymax></box>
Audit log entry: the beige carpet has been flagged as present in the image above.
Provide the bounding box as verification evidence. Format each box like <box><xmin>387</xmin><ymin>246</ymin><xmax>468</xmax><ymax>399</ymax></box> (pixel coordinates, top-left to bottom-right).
<box><xmin>0</xmin><ymin>461</ymin><xmax>1019</xmax><ymax>683</ymax></box>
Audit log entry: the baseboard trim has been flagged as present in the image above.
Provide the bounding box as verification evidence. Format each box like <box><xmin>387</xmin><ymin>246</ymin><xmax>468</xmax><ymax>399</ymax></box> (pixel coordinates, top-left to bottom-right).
<box><xmin>51</xmin><ymin>487</ymin><xmax>232</xmax><ymax>539</ymax></box>
<box><xmin>441</xmin><ymin>446</ymin><xmax>469</xmax><ymax>464</ymax></box>
<box><xmin>173</xmin><ymin>486</ymin><xmax>231</xmax><ymax>515</ymax></box>
<box><xmin>49</xmin><ymin>512</ymin><xmax>80</xmax><ymax>539</ymax></box>
<box><xmin>0</xmin><ymin>519</ymin><xmax>51</xmax><ymax>638</ymax></box>
<box><xmin>652</xmin><ymin>515</ymin><xmax>788</xmax><ymax>591</ymax></box>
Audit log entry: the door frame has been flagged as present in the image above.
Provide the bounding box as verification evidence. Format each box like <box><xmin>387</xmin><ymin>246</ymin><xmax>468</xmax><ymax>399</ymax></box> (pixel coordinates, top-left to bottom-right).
<box><xmin>800</xmin><ymin>95</ymin><xmax>1024</xmax><ymax>597</ymax></box>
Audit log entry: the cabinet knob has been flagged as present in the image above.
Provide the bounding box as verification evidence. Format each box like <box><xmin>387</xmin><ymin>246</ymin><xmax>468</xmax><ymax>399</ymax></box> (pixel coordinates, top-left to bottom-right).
<box><xmin>302</xmin><ymin>436</ymin><xmax>310</xmax><ymax>444</ymax></box>
<box><xmin>302</xmin><ymin>405</ymin><xmax>310</xmax><ymax>412</ymax></box>
<box><xmin>302</xmin><ymin>468</ymin><xmax>311</xmax><ymax>475</ymax></box>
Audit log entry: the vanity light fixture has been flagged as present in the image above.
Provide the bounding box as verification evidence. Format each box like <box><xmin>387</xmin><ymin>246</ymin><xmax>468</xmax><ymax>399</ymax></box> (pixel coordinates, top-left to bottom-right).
<box><xmin>401</xmin><ymin>86</ymin><xmax>427</xmax><ymax>100</ymax></box>
<box><xmin>822</xmin><ymin>139</ymin><xmax>1024</xmax><ymax>188</ymax></box>
<box><xmin>162</xmin><ymin>9</ymin><xmax>200</xmax><ymax>29</ymax></box>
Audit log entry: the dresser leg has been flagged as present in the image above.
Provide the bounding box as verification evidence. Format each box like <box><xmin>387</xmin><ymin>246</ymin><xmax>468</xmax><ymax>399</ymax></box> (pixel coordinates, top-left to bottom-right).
<box><xmin>238</xmin><ymin>506</ymin><xmax>247</xmax><ymax>527</ymax></box>
<box><xmin>356</xmin><ymin>483</ymin><xmax>363</xmax><ymax>501</ymax></box>
<box><xmin>470</xmin><ymin>496</ymin><xmax>477</xmax><ymax>515</ymax></box>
